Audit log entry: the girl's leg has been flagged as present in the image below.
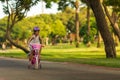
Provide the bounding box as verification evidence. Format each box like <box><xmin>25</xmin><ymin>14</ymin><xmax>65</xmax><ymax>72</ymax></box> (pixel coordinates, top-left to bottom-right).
<box><xmin>28</xmin><ymin>50</ymin><xmax>34</xmax><ymax>63</ymax></box>
<box><xmin>39</xmin><ymin>48</ymin><xmax>42</xmax><ymax>69</ymax></box>
<box><xmin>39</xmin><ymin>48</ymin><xmax>42</xmax><ymax>63</ymax></box>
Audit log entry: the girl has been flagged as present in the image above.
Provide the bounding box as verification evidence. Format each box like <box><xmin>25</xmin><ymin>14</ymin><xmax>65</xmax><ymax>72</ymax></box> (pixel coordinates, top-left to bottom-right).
<box><xmin>28</xmin><ymin>26</ymin><xmax>42</xmax><ymax>63</ymax></box>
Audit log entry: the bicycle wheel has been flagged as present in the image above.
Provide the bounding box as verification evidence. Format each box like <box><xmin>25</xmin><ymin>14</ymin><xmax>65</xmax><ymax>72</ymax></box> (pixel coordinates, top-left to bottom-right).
<box><xmin>34</xmin><ymin>55</ymin><xmax>39</xmax><ymax>69</ymax></box>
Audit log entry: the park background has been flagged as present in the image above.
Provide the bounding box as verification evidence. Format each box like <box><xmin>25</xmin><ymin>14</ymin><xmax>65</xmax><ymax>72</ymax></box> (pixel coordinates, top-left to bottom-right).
<box><xmin>0</xmin><ymin>0</ymin><xmax>120</xmax><ymax>68</ymax></box>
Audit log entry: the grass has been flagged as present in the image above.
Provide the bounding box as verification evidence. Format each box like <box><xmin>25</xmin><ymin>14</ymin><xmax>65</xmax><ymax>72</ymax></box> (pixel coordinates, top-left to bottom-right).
<box><xmin>1</xmin><ymin>43</ymin><xmax>120</xmax><ymax>68</ymax></box>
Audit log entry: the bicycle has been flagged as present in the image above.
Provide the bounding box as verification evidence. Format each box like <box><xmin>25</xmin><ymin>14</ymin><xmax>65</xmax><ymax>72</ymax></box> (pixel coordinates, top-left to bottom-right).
<box><xmin>28</xmin><ymin>44</ymin><xmax>41</xmax><ymax>69</ymax></box>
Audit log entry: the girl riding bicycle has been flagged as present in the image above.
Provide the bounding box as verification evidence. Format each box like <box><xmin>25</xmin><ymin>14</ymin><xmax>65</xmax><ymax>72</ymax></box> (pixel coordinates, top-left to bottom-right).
<box><xmin>27</xmin><ymin>26</ymin><xmax>43</xmax><ymax>67</ymax></box>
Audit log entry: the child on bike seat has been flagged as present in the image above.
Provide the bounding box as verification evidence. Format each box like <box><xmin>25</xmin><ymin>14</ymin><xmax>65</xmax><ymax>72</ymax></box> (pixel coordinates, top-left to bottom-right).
<box><xmin>27</xmin><ymin>26</ymin><xmax>42</xmax><ymax>61</ymax></box>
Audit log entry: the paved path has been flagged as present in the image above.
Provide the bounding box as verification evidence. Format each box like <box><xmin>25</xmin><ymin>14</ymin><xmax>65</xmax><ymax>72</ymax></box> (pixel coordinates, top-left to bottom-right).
<box><xmin>0</xmin><ymin>57</ymin><xmax>120</xmax><ymax>80</ymax></box>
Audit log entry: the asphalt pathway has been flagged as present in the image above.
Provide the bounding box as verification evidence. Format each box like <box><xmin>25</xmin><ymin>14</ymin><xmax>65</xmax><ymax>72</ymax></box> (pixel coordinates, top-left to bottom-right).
<box><xmin>0</xmin><ymin>57</ymin><xmax>120</xmax><ymax>80</ymax></box>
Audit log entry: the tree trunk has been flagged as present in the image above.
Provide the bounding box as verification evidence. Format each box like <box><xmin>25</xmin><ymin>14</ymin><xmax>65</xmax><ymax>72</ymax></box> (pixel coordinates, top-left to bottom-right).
<box><xmin>87</xmin><ymin>0</ymin><xmax>116</xmax><ymax>58</ymax></box>
<box><xmin>97</xmin><ymin>32</ymin><xmax>101</xmax><ymax>48</ymax></box>
<box><xmin>6</xmin><ymin>30</ymin><xmax>29</xmax><ymax>53</ymax></box>
<box><xmin>111</xmin><ymin>12</ymin><xmax>119</xmax><ymax>46</ymax></box>
<box><xmin>86</xmin><ymin>5</ymin><xmax>91</xmax><ymax>47</ymax></box>
<box><xmin>75</xmin><ymin>8</ymin><xmax>80</xmax><ymax>47</ymax></box>
<box><xmin>75</xmin><ymin>0</ymin><xmax>80</xmax><ymax>48</ymax></box>
<box><xmin>103</xmin><ymin>4</ymin><xmax>120</xmax><ymax>41</ymax></box>
<box><xmin>4</xmin><ymin>0</ymin><xmax>30</xmax><ymax>54</ymax></box>
<box><xmin>115</xmin><ymin>35</ymin><xmax>119</xmax><ymax>46</ymax></box>
<box><xmin>2</xmin><ymin>43</ymin><xmax>6</xmax><ymax>50</ymax></box>
<box><xmin>113</xmin><ymin>33</ymin><xmax>119</xmax><ymax>46</ymax></box>
<box><xmin>6</xmin><ymin>15</ymin><xmax>29</xmax><ymax>54</ymax></box>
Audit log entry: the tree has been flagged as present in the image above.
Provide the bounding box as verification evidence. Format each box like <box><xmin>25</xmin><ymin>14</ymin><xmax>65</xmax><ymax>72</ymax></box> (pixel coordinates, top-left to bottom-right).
<box><xmin>49</xmin><ymin>19</ymin><xmax>66</xmax><ymax>45</ymax></box>
<box><xmin>0</xmin><ymin>0</ymin><xmax>40</xmax><ymax>53</ymax></box>
<box><xmin>67</xmin><ymin>16</ymin><xmax>76</xmax><ymax>33</ymax></box>
<box><xmin>87</xmin><ymin>0</ymin><xmax>116</xmax><ymax>58</ymax></box>
<box><xmin>28</xmin><ymin>14</ymin><xmax>52</xmax><ymax>38</ymax></box>
<box><xmin>86</xmin><ymin>5</ymin><xmax>91</xmax><ymax>47</ymax></box>
<box><xmin>81</xmin><ymin>0</ymin><xmax>91</xmax><ymax>47</ymax></box>
<box><xmin>0</xmin><ymin>18</ymin><xmax>7</xmax><ymax>46</ymax></box>
<box><xmin>103</xmin><ymin>0</ymin><xmax>120</xmax><ymax>46</ymax></box>
<box><xmin>103</xmin><ymin>3</ymin><xmax>120</xmax><ymax>41</ymax></box>
<box><xmin>74</xmin><ymin>0</ymin><xmax>80</xmax><ymax>47</ymax></box>
<box><xmin>52</xmin><ymin>20</ymin><xmax>66</xmax><ymax>37</ymax></box>
<box><xmin>12</xmin><ymin>19</ymin><xmax>32</xmax><ymax>41</ymax></box>
<box><xmin>57</xmin><ymin>7</ymin><xmax>75</xmax><ymax>26</ymax></box>
<box><xmin>58</xmin><ymin>0</ymin><xmax>81</xmax><ymax>47</ymax></box>
<box><xmin>80</xmin><ymin>17</ymin><xmax>97</xmax><ymax>45</ymax></box>
<box><xmin>97</xmin><ymin>32</ymin><xmax>101</xmax><ymax>48</ymax></box>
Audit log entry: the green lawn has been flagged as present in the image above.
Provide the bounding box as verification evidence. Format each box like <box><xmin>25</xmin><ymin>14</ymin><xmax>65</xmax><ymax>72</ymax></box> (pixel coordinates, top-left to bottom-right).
<box><xmin>1</xmin><ymin>43</ymin><xmax>120</xmax><ymax>68</ymax></box>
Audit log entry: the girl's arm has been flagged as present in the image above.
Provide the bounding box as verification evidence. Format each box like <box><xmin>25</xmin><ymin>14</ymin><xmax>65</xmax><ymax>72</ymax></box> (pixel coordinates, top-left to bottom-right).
<box><xmin>27</xmin><ymin>35</ymin><xmax>34</xmax><ymax>45</ymax></box>
<box><xmin>39</xmin><ymin>36</ymin><xmax>44</xmax><ymax>47</ymax></box>
<box><xmin>39</xmin><ymin>36</ymin><xmax>42</xmax><ymax>44</ymax></box>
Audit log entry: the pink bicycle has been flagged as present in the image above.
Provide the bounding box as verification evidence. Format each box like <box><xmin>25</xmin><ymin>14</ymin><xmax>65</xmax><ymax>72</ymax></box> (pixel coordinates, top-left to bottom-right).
<box><xmin>28</xmin><ymin>44</ymin><xmax>41</xmax><ymax>69</ymax></box>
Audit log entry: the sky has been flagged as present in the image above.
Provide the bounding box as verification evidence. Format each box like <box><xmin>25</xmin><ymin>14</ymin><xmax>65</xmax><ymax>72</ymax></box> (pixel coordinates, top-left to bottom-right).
<box><xmin>0</xmin><ymin>2</ymin><xmax>58</xmax><ymax>19</ymax></box>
